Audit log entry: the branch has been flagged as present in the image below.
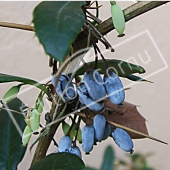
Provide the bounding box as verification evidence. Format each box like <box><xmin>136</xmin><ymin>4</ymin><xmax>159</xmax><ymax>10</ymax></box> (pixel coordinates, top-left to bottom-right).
<box><xmin>31</xmin><ymin>122</ymin><xmax>60</xmax><ymax>165</ymax></box>
<box><xmin>0</xmin><ymin>107</ymin><xmax>24</xmax><ymax>115</ymax></box>
<box><xmin>31</xmin><ymin>96</ymin><xmax>62</xmax><ymax>165</ymax></box>
<box><xmin>97</xmin><ymin>1</ymin><xmax>168</xmax><ymax>35</ymax></box>
<box><xmin>0</xmin><ymin>21</ymin><xmax>33</xmax><ymax>31</ymax></box>
<box><xmin>73</xmin><ymin>1</ymin><xmax>168</xmax><ymax>52</ymax></box>
<box><xmin>0</xmin><ymin>2</ymin><xmax>168</xmax><ymax>35</ymax></box>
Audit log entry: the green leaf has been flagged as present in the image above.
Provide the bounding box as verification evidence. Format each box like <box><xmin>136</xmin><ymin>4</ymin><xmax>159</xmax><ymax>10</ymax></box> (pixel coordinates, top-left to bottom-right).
<box><xmin>29</xmin><ymin>153</ymin><xmax>85</xmax><ymax>170</ymax></box>
<box><xmin>101</xmin><ymin>145</ymin><xmax>115</xmax><ymax>170</ymax></box>
<box><xmin>0</xmin><ymin>73</ymin><xmax>47</xmax><ymax>93</ymax></box>
<box><xmin>126</xmin><ymin>74</ymin><xmax>153</xmax><ymax>83</ymax></box>
<box><xmin>85</xmin><ymin>168</ymin><xmax>98</xmax><ymax>170</ymax></box>
<box><xmin>33</xmin><ymin>1</ymin><xmax>86</xmax><ymax>62</ymax></box>
<box><xmin>76</xmin><ymin>59</ymin><xmax>145</xmax><ymax>77</ymax></box>
<box><xmin>0</xmin><ymin>98</ymin><xmax>27</xmax><ymax>170</ymax></box>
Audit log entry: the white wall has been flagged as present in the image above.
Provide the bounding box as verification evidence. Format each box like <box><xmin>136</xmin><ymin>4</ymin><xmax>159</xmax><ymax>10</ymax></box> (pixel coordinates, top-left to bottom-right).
<box><xmin>0</xmin><ymin>1</ymin><xmax>170</xmax><ymax>170</ymax></box>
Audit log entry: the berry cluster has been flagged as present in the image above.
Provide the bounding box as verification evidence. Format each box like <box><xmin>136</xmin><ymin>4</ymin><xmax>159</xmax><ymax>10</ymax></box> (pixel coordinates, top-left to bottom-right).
<box><xmin>52</xmin><ymin>69</ymin><xmax>134</xmax><ymax>158</ymax></box>
<box><xmin>52</xmin><ymin>69</ymin><xmax>125</xmax><ymax>109</ymax></box>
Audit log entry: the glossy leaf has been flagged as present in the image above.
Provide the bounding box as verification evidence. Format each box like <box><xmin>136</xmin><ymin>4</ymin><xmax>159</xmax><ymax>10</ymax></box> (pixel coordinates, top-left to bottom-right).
<box><xmin>29</xmin><ymin>153</ymin><xmax>85</xmax><ymax>170</ymax></box>
<box><xmin>76</xmin><ymin>59</ymin><xmax>145</xmax><ymax>77</ymax></box>
<box><xmin>0</xmin><ymin>73</ymin><xmax>47</xmax><ymax>93</ymax></box>
<box><xmin>33</xmin><ymin>1</ymin><xmax>86</xmax><ymax>61</ymax></box>
<box><xmin>126</xmin><ymin>74</ymin><xmax>153</xmax><ymax>83</ymax></box>
<box><xmin>0</xmin><ymin>98</ymin><xmax>26</xmax><ymax>170</ymax></box>
<box><xmin>101</xmin><ymin>146</ymin><xmax>115</xmax><ymax>170</ymax></box>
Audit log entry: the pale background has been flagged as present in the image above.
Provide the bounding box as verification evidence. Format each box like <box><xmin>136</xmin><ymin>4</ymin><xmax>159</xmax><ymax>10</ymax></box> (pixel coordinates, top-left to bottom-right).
<box><xmin>0</xmin><ymin>1</ymin><xmax>170</xmax><ymax>170</ymax></box>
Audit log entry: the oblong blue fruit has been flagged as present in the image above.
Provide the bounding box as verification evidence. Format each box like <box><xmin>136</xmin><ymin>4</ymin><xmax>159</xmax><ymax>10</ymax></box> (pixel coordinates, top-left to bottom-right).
<box><xmin>57</xmin><ymin>135</ymin><xmax>72</xmax><ymax>153</ymax></box>
<box><xmin>51</xmin><ymin>73</ymin><xmax>75</xmax><ymax>102</ymax></box>
<box><xmin>69</xmin><ymin>146</ymin><xmax>82</xmax><ymax>159</ymax></box>
<box><xmin>77</xmin><ymin>82</ymin><xmax>88</xmax><ymax>105</ymax></box>
<box><xmin>82</xmin><ymin>125</ymin><xmax>94</xmax><ymax>154</ymax></box>
<box><xmin>93</xmin><ymin>114</ymin><xmax>106</xmax><ymax>142</ymax></box>
<box><xmin>77</xmin><ymin>84</ymin><xmax>104</xmax><ymax>112</ymax></box>
<box><xmin>103</xmin><ymin>72</ymin><xmax>125</xmax><ymax>105</ymax></box>
<box><xmin>111</xmin><ymin>128</ymin><xmax>134</xmax><ymax>153</ymax></box>
<box><xmin>102</xmin><ymin>123</ymin><xmax>111</xmax><ymax>140</ymax></box>
<box><xmin>83</xmin><ymin>70</ymin><xmax>106</xmax><ymax>101</ymax></box>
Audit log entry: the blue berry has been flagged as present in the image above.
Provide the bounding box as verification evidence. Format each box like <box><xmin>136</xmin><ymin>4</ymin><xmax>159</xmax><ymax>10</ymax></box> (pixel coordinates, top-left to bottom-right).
<box><xmin>69</xmin><ymin>146</ymin><xmax>82</xmax><ymax>159</ymax></box>
<box><xmin>77</xmin><ymin>84</ymin><xmax>104</xmax><ymax>112</ymax></box>
<box><xmin>103</xmin><ymin>72</ymin><xmax>125</xmax><ymax>105</ymax></box>
<box><xmin>102</xmin><ymin>123</ymin><xmax>111</xmax><ymax>140</ymax></box>
<box><xmin>111</xmin><ymin>128</ymin><xmax>134</xmax><ymax>153</ymax></box>
<box><xmin>57</xmin><ymin>135</ymin><xmax>72</xmax><ymax>153</ymax></box>
<box><xmin>51</xmin><ymin>73</ymin><xmax>75</xmax><ymax>102</ymax></box>
<box><xmin>82</xmin><ymin>125</ymin><xmax>94</xmax><ymax>154</ymax></box>
<box><xmin>83</xmin><ymin>70</ymin><xmax>106</xmax><ymax>101</ymax></box>
<box><xmin>93</xmin><ymin>114</ymin><xmax>106</xmax><ymax>142</ymax></box>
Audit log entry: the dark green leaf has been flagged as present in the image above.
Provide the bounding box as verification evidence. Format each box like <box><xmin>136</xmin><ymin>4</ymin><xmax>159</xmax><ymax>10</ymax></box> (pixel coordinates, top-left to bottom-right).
<box><xmin>85</xmin><ymin>168</ymin><xmax>98</xmax><ymax>170</ymax></box>
<box><xmin>126</xmin><ymin>74</ymin><xmax>153</xmax><ymax>83</ymax></box>
<box><xmin>29</xmin><ymin>153</ymin><xmax>85</xmax><ymax>170</ymax></box>
<box><xmin>76</xmin><ymin>59</ymin><xmax>145</xmax><ymax>77</ymax></box>
<box><xmin>0</xmin><ymin>98</ymin><xmax>27</xmax><ymax>170</ymax></box>
<box><xmin>33</xmin><ymin>1</ymin><xmax>86</xmax><ymax>62</ymax></box>
<box><xmin>101</xmin><ymin>145</ymin><xmax>115</xmax><ymax>170</ymax></box>
<box><xmin>0</xmin><ymin>73</ymin><xmax>47</xmax><ymax>93</ymax></box>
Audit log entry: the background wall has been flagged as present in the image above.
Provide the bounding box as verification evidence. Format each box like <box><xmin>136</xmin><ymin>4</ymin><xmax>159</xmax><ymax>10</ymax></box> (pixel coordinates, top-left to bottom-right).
<box><xmin>0</xmin><ymin>1</ymin><xmax>170</xmax><ymax>170</ymax></box>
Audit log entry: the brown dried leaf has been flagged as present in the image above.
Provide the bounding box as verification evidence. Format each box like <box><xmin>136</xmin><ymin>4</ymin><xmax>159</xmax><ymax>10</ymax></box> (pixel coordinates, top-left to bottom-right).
<box><xmin>104</xmin><ymin>99</ymin><xmax>148</xmax><ymax>139</ymax></box>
